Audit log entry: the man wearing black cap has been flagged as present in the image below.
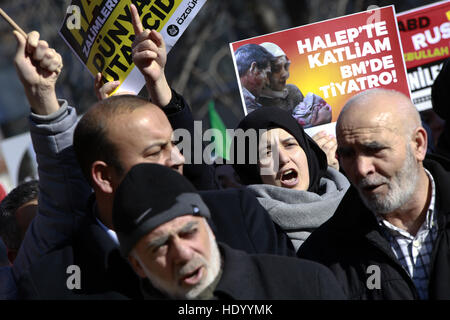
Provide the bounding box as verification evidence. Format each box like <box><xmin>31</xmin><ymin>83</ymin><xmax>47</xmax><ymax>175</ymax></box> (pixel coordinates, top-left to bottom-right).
<box><xmin>113</xmin><ymin>163</ymin><xmax>345</xmax><ymax>300</ymax></box>
<box><xmin>12</xmin><ymin>19</ymin><xmax>294</xmax><ymax>299</ymax></box>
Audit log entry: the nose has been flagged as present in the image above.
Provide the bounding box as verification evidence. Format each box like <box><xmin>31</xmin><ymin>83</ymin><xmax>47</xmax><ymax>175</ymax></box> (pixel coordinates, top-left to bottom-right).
<box><xmin>278</xmin><ymin>147</ymin><xmax>290</xmax><ymax>168</ymax></box>
<box><xmin>168</xmin><ymin>145</ymin><xmax>185</xmax><ymax>173</ymax></box>
<box><xmin>354</xmin><ymin>155</ymin><xmax>375</xmax><ymax>179</ymax></box>
<box><xmin>171</xmin><ymin>237</ymin><xmax>193</xmax><ymax>265</ymax></box>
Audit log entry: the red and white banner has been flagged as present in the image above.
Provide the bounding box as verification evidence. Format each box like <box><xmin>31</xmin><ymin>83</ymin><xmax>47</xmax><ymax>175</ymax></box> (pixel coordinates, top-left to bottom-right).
<box><xmin>397</xmin><ymin>0</ymin><xmax>450</xmax><ymax>111</ymax></box>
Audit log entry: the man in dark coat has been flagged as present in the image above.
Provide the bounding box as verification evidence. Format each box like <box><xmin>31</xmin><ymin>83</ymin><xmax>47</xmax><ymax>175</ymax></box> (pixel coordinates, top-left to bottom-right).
<box><xmin>17</xmin><ymin>185</ymin><xmax>294</xmax><ymax>299</ymax></box>
<box><xmin>13</xmin><ymin>16</ymin><xmax>293</xmax><ymax>298</ymax></box>
<box><xmin>112</xmin><ymin>163</ymin><xmax>345</xmax><ymax>300</ymax></box>
<box><xmin>298</xmin><ymin>88</ymin><xmax>450</xmax><ymax>300</ymax></box>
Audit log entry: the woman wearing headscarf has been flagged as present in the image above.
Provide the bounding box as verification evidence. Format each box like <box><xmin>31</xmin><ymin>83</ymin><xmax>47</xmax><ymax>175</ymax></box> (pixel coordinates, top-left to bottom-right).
<box><xmin>232</xmin><ymin>107</ymin><xmax>350</xmax><ymax>251</ymax></box>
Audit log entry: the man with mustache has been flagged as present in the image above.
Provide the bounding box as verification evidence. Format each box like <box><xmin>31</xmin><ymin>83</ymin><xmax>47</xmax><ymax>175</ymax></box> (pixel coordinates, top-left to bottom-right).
<box><xmin>298</xmin><ymin>89</ymin><xmax>450</xmax><ymax>299</ymax></box>
<box><xmin>112</xmin><ymin>163</ymin><xmax>345</xmax><ymax>300</ymax></box>
<box><xmin>12</xmin><ymin>6</ymin><xmax>294</xmax><ymax>299</ymax></box>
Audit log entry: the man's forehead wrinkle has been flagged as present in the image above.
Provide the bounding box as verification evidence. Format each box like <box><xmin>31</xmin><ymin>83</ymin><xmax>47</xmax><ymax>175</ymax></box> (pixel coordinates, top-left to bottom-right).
<box><xmin>149</xmin><ymin>217</ymin><xmax>199</xmax><ymax>239</ymax></box>
<box><xmin>338</xmin><ymin>124</ymin><xmax>397</xmax><ymax>138</ymax></box>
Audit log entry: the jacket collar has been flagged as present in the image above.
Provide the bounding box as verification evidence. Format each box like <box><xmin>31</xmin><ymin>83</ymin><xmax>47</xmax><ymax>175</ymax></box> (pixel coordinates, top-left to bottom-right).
<box><xmin>78</xmin><ymin>194</ymin><xmax>121</xmax><ymax>270</ymax></box>
<box><xmin>213</xmin><ymin>243</ymin><xmax>256</xmax><ymax>299</ymax></box>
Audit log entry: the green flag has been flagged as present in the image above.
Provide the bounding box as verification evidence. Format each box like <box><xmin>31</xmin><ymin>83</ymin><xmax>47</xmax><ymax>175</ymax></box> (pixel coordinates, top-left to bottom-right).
<box><xmin>208</xmin><ymin>100</ymin><xmax>231</xmax><ymax>160</ymax></box>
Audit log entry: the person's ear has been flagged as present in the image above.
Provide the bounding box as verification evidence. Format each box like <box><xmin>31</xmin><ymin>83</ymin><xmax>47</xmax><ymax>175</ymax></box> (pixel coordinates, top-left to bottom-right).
<box><xmin>411</xmin><ymin>126</ymin><xmax>427</xmax><ymax>161</ymax></box>
<box><xmin>128</xmin><ymin>254</ymin><xmax>147</xmax><ymax>279</ymax></box>
<box><xmin>7</xmin><ymin>249</ymin><xmax>17</xmax><ymax>264</ymax></box>
<box><xmin>249</xmin><ymin>61</ymin><xmax>258</xmax><ymax>74</ymax></box>
<box><xmin>91</xmin><ymin>161</ymin><xmax>115</xmax><ymax>194</ymax></box>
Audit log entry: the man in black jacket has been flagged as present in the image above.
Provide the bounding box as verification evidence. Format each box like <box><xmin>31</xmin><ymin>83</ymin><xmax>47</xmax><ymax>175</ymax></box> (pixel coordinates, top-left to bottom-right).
<box><xmin>13</xmin><ymin>9</ymin><xmax>293</xmax><ymax>298</ymax></box>
<box><xmin>298</xmin><ymin>88</ymin><xmax>450</xmax><ymax>300</ymax></box>
<box><xmin>112</xmin><ymin>163</ymin><xmax>345</xmax><ymax>300</ymax></box>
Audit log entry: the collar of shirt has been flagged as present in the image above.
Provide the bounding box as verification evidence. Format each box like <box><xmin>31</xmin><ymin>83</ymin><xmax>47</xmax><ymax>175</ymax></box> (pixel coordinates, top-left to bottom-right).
<box><xmin>92</xmin><ymin>202</ymin><xmax>120</xmax><ymax>245</ymax></box>
<box><xmin>95</xmin><ymin>216</ymin><xmax>120</xmax><ymax>245</ymax></box>
<box><xmin>376</xmin><ymin>168</ymin><xmax>437</xmax><ymax>238</ymax></box>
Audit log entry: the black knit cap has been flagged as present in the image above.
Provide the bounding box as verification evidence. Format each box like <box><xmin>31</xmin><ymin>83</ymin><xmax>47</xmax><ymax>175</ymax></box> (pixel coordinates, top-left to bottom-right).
<box><xmin>231</xmin><ymin>107</ymin><xmax>328</xmax><ymax>193</ymax></box>
<box><xmin>112</xmin><ymin>163</ymin><xmax>211</xmax><ymax>257</ymax></box>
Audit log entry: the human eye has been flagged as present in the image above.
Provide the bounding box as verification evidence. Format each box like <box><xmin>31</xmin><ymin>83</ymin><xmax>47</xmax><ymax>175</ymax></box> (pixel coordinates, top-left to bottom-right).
<box><xmin>180</xmin><ymin>227</ymin><xmax>198</xmax><ymax>239</ymax></box>
<box><xmin>364</xmin><ymin>143</ymin><xmax>387</xmax><ymax>156</ymax></box>
<box><xmin>337</xmin><ymin>147</ymin><xmax>353</xmax><ymax>159</ymax></box>
<box><xmin>273</xmin><ymin>67</ymin><xmax>281</xmax><ymax>73</ymax></box>
<box><xmin>286</xmin><ymin>142</ymin><xmax>297</xmax><ymax>147</ymax></box>
<box><xmin>148</xmin><ymin>241</ymin><xmax>168</xmax><ymax>255</ymax></box>
<box><xmin>284</xmin><ymin>139</ymin><xmax>298</xmax><ymax>148</ymax></box>
<box><xmin>145</xmin><ymin>145</ymin><xmax>165</xmax><ymax>158</ymax></box>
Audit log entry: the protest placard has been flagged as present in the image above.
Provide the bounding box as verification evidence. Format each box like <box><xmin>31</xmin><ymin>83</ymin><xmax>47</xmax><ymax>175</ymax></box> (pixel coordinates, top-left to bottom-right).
<box><xmin>230</xmin><ymin>5</ymin><xmax>410</xmax><ymax>135</ymax></box>
<box><xmin>60</xmin><ymin>0</ymin><xmax>206</xmax><ymax>94</ymax></box>
<box><xmin>397</xmin><ymin>0</ymin><xmax>450</xmax><ymax>111</ymax></box>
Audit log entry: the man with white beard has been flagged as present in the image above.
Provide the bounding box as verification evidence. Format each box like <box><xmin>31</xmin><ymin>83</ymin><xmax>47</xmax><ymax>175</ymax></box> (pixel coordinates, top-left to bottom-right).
<box><xmin>298</xmin><ymin>89</ymin><xmax>450</xmax><ymax>300</ymax></box>
<box><xmin>112</xmin><ymin>163</ymin><xmax>345</xmax><ymax>300</ymax></box>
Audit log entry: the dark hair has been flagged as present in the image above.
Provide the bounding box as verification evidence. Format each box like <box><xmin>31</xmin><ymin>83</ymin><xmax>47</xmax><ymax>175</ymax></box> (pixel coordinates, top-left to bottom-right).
<box><xmin>73</xmin><ymin>95</ymin><xmax>154</xmax><ymax>185</ymax></box>
<box><xmin>235</xmin><ymin>44</ymin><xmax>273</xmax><ymax>77</ymax></box>
<box><xmin>0</xmin><ymin>180</ymin><xmax>39</xmax><ymax>250</ymax></box>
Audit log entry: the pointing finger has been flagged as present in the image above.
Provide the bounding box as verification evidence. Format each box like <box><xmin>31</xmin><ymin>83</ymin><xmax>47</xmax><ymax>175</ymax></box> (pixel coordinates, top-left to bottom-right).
<box><xmin>130</xmin><ymin>4</ymin><xmax>143</xmax><ymax>35</ymax></box>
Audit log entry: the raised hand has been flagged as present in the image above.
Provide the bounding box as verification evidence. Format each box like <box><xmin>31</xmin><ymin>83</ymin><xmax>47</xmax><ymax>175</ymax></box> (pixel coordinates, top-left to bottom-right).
<box><xmin>312</xmin><ymin>130</ymin><xmax>339</xmax><ymax>170</ymax></box>
<box><xmin>94</xmin><ymin>73</ymin><xmax>136</xmax><ymax>100</ymax></box>
<box><xmin>130</xmin><ymin>3</ymin><xmax>171</xmax><ymax>107</ymax></box>
<box><xmin>13</xmin><ymin>30</ymin><xmax>62</xmax><ymax>115</ymax></box>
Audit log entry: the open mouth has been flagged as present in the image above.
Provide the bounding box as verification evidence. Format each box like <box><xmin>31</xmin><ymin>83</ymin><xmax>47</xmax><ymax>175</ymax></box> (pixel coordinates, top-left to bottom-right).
<box><xmin>179</xmin><ymin>266</ymin><xmax>204</xmax><ymax>286</ymax></box>
<box><xmin>280</xmin><ymin>169</ymin><xmax>298</xmax><ymax>187</ymax></box>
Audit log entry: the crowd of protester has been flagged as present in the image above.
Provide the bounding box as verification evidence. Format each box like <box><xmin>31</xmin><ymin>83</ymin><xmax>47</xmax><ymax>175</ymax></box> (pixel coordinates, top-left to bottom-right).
<box><xmin>1</xmin><ymin>4</ymin><xmax>450</xmax><ymax>300</ymax></box>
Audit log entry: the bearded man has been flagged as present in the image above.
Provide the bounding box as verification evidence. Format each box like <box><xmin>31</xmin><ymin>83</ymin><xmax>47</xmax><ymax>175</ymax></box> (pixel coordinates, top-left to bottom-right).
<box><xmin>113</xmin><ymin>163</ymin><xmax>345</xmax><ymax>300</ymax></box>
<box><xmin>298</xmin><ymin>88</ymin><xmax>450</xmax><ymax>300</ymax></box>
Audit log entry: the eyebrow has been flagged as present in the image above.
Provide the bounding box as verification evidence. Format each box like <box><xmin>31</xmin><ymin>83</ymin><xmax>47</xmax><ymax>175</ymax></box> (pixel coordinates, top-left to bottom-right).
<box><xmin>337</xmin><ymin>141</ymin><xmax>387</xmax><ymax>156</ymax></box>
<box><xmin>146</xmin><ymin>221</ymin><xmax>198</xmax><ymax>251</ymax></box>
<box><xmin>179</xmin><ymin>221</ymin><xmax>198</xmax><ymax>234</ymax></box>
<box><xmin>281</xmin><ymin>137</ymin><xmax>297</xmax><ymax>144</ymax></box>
<box><xmin>361</xmin><ymin>141</ymin><xmax>386</xmax><ymax>149</ymax></box>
